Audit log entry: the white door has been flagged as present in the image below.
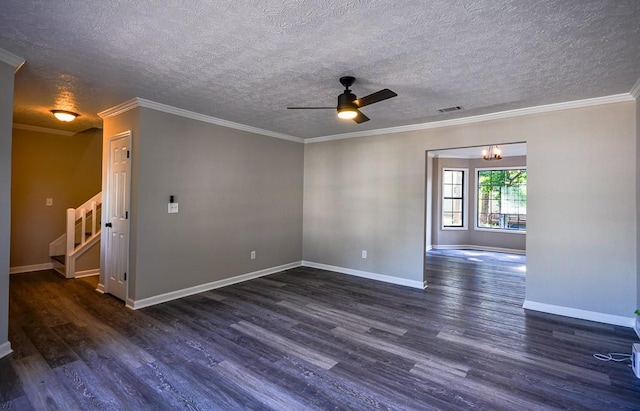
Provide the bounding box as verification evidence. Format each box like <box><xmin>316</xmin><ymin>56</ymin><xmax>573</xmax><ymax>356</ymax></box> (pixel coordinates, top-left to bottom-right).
<box><xmin>105</xmin><ymin>132</ymin><xmax>131</xmax><ymax>301</ymax></box>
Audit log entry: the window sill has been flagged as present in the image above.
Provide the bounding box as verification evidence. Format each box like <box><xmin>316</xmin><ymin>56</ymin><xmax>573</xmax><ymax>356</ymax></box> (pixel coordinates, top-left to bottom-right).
<box><xmin>475</xmin><ymin>227</ymin><xmax>527</xmax><ymax>235</ymax></box>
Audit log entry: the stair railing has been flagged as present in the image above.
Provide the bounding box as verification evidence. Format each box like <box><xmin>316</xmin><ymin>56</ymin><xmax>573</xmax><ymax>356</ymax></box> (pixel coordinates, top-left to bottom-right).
<box><xmin>66</xmin><ymin>192</ymin><xmax>102</xmax><ymax>258</ymax></box>
<box><xmin>49</xmin><ymin>192</ymin><xmax>102</xmax><ymax>277</ymax></box>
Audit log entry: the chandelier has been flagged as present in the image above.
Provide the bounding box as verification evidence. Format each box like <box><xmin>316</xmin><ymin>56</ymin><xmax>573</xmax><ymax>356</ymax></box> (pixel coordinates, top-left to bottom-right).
<box><xmin>482</xmin><ymin>145</ymin><xmax>502</xmax><ymax>160</ymax></box>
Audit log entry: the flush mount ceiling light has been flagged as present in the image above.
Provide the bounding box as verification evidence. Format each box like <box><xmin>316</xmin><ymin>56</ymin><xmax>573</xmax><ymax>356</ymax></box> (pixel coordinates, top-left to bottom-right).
<box><xmin>51</xmin><ymin>109</ymin><xmax>79</xmax><ymax>122</ymax></box>
<box><xmin>482</xmin><ymin>145</ymin><xmax>502</xmax><ymax>160</ymax></box>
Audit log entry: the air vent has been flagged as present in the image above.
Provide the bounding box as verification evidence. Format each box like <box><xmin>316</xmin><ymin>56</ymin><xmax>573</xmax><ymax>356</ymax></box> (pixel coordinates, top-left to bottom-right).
<box><xmin>437</xmin><ymin>106</ymin><xmax>463</xmax><ymax>113</ymax></box>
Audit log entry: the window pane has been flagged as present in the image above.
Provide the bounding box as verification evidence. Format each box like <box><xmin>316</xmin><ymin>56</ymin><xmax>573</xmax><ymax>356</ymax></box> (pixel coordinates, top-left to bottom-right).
<box><xmin>477</xmin><ymin>168</ymin><xmax>526</xmax><ymax>231</ymax></box>
<box><xmin>442</xmin><ymin>169</ymin><xmax>465</xmax><ymax>228</ymax></box>
<box><xmin>443</xmin><ymin>213</ymin><xmax>454</xmax><ymax>226</ymax></box>
<box><xmin>443</xmin><ymin>184</ymin><xmax>453</xmax><ymax>198</ymax></box>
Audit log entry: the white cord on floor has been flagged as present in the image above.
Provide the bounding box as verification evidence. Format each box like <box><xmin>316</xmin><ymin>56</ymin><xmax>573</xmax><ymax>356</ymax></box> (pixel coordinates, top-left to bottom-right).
<box><xmin>593</xmin><ymin>352</ymin><xmax>632</xmax><ymax>362</ymax></box>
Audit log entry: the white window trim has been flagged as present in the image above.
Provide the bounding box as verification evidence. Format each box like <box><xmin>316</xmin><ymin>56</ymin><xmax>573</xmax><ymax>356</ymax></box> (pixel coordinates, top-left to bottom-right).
<box><xmin>441</xmin><ymin>167</ymin><xmax>469</xmax><ymax>231</ymax></box>
<box><xmin>474</xmin><ymin>166</ymin><xmax>527</xmax><ymax>234</ymax></box>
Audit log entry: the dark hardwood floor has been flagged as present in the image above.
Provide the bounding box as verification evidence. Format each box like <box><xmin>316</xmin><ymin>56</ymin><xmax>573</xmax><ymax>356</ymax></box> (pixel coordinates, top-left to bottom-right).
<box><xmin>2</xmin><ymin>251</ymin><xmax>639</xmax><ymax>410</ymax></box>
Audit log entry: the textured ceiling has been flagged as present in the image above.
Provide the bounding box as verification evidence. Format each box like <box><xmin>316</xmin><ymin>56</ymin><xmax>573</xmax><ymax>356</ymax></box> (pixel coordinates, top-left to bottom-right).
<box><xmin>1</xmin><ymin>1</ymin><xmax>640</xmax><ymax>138</ymax></box>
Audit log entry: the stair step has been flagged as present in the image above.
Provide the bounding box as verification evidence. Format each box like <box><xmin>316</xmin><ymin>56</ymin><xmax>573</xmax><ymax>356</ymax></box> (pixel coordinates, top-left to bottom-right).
<box><xmin>51</xmin><ymin>255</ymin><xmax>65</xmax><ymax>265</ymax></box>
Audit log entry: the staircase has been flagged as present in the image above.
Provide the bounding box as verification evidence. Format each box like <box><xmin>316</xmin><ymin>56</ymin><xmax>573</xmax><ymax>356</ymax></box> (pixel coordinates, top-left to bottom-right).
<box><xmin>49</xmin><ymin>192</ymin><xmax>102</xmax><ymax>278</ymax></box>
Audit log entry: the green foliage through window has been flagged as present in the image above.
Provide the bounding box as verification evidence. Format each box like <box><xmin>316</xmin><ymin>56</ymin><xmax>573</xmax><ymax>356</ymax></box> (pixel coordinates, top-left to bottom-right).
<box><xmin>477</xmin><ymin>168</ymin><xmax>526</xmax><ymax>231</ymax></box>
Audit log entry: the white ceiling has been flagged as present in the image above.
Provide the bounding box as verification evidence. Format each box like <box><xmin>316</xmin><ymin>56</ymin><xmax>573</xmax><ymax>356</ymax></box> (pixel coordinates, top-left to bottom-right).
<box><xmin>1</xmin><ymin>1</ymin><xmax>639</xmax><ymax>139</ymax></box>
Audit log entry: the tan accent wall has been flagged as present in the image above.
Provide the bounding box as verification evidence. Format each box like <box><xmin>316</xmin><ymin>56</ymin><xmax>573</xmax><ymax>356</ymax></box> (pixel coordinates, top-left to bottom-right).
<box><xmin>636</xmin><ymin>97</ymin><xmax>640</xmax><ymax>312</ymax></box>
<box><xmin>11</xmin><ymin>127</ymin><xmax>102</xmax><ymax>268</ymax></box>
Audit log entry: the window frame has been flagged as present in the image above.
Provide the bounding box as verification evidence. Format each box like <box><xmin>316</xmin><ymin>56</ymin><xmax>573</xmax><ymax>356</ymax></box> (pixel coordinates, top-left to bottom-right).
<box><xmin>441</xmin><ymin>167</ymin><xmax>468</xmax><ymax>231</ymax></box>
<box><xmin>474</xmin><ymin>166</ymin><xmax>527</xmax><ymax>234</ymax></box>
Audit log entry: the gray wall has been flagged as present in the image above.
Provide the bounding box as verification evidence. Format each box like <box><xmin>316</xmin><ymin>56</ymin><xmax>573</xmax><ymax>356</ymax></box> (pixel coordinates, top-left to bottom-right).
<box><xmin>431</xmin><ymin>155</ymin><xmax>527</xmax><ymax>252</ymax></box>
<box><xmin>303</xmin><ymin>135</ymin><xmax>427</xmax><ymax>283</ymax></box>
<box><xmin>104</xmin><ymin>107</ymin><xmax>304</xmax><ymax>301</ymax></box>
<box><xmin>303</xmin><ymin>101</ymin><xmax>637</xmax><ymax>319</ymax></box>
<box><xmin>0</xmin><ymin>61</ymin><xmax>16</xmax><ymax>354</ymax></box>
<box><xmin>526</xmin><ymin>104</ymin><xmax>636</xmax><ymax>317</ymax></box>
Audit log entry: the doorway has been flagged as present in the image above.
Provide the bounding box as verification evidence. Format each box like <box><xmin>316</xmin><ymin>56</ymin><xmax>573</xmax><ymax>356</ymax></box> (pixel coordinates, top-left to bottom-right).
<box><xmin>102</xmin><ymin>131</ymin><xmax>131</xmax><ymax>302</ymax></box>
<box><xmin>425</xmin><ymin>143</ymin><xmax>527</xmax><ymax>282</ymax></box>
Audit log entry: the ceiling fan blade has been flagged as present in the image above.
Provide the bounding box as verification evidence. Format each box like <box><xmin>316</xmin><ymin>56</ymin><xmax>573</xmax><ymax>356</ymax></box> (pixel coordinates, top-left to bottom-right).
<box><xmin>287</xmin><ymin>106</ymin><xmax>335</xmax><ymax>109</ymax></box>
<box><xmin>354</xmin><ymin>89</ymin><xmax>397</xmax><ymax>108</ymax></box>
<box><xmin>353</xmin><ymin>110</ymin><xmax>370</xmax><ymax>123</ymax></box>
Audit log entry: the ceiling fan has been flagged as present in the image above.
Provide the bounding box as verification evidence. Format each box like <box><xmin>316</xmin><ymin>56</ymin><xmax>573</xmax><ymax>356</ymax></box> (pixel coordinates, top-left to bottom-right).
<box><xmin>287</xmin><ymin>76</ymin><xmax>397</xmax><ymax>123</ymax></box>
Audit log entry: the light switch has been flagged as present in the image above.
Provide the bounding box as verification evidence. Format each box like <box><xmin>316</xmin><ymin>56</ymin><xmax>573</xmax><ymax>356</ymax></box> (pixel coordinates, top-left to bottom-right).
<box><xmin>168</xmin><ymin>203</ymin><xmax>179</xmax><ymax>213</ymax></box>
<box><xmin>46</xmin><ymin>198</ymin><xmax>53</xmax><ymax>206</ymax></box>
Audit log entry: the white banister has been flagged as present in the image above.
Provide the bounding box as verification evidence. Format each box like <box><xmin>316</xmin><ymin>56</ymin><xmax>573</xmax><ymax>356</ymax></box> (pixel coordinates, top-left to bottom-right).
<box><xmin>80</xmin><ymin>208</ymin><xmax>87</xmax><ymax>247</ymax></box>
<box><xmin>51</xmin><ymin>192</ymin><xmax>102</xmax><ymax>278</ymax></box>
<box><xmin>74</xmin><ymin>192</ymin><xmax>102</xmax><ymax>220</ymax></box>
<box><xmin>66</xmin><ymin>208</ymin><xmax>75</xmax><ymax>258</ymax></box>
<box><xmin>91</xmin><ymin>200</ymin><xmax>97</xmax><ymax>236</ymax></box>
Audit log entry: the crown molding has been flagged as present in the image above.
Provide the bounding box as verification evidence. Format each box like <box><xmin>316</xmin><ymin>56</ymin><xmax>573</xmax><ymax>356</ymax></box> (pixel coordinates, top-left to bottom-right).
<box><xmin>12</xmin><ymin>123</ymin><xmax>75</xmax><ymax>136</ymax></box>
<box><xmin>97</xmin><ymin>98</ymin><xmax>140</xmax><ymax>119</ymax></box>
<box><xmin>305</xmin><ymin>93</ymin><xmax>634</xmax><ymax>144</ymax></box>
<box><xmin>99</xmin><ymin>98</ymin><xmax>303</xmax><ymax>143</ymax></box>
<box><xmin>136</xmin><ymin>99</ymin><xmax>303</xmax><ymax>143</ymax></box>
<box><xmin>0</xmin><ymin>48</ymin><xmax>25</xmax><ymax>73</ymax></box>
<box><xmin>97</xmin><ymin>89</ymin><xmax>637</xmax><ymax>145</ymax></box>
<box><xmin>630</xmin><ymin>78</ymin><xmax>640</xmax><ymax>100</ymax></box>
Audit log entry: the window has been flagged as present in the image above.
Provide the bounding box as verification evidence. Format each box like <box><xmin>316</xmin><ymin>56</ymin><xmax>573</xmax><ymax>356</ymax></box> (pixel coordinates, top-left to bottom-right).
<box><xmin>477</xmin><ymin>167</ymin><xmax>526</xmax><ymax>232</ymax></box>
<box><xmin>442</xmin><ymin>169</ymin><xmax>466</xmax><ymax>228</ymax></box>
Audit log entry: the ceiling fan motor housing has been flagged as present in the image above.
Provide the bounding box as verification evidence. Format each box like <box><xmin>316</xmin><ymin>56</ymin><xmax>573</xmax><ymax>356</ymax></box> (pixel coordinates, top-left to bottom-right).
<box><xmin>338</xmin><ymin>90</ymin><xmax>357</xmax><ymax>111</ymax></box>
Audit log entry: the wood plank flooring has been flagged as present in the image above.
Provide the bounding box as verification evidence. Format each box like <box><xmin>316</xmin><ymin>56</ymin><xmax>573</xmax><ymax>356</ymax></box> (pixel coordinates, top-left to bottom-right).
<box><xmin>2</xmin><ymin>250</ymin><xmax>639</xmax><ymax>410</ymax></box>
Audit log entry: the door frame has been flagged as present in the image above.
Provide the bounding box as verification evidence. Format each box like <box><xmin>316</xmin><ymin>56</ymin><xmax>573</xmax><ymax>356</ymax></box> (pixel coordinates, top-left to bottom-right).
<box><xmin>98</xmin><ymin>130</ymin><xmax>132</xmax><ymax>303</ymax></box>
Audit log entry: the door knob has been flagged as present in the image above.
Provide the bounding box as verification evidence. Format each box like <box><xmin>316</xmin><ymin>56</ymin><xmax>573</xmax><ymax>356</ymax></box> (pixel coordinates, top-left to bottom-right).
<box><xmin>105</xmin><ymin>222</ymin><xmax>112</xmax><ymax>228</ymax></box>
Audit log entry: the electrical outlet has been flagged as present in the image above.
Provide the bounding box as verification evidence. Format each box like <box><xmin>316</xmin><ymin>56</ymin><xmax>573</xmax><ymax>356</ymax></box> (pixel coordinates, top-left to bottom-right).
<box><xmin>168</xmin><ymin>203</ymin><xmax>179</xmax><ymax>213</ymax></box>
<box><xmin>362</xmin><ymin>250</ymin><xmax>367</xmax><ymax>259</ymax></box>
<box><xmin>46</xmin><ymin>198</ymin><xmax>53</xmax><ymax>206</ymax></box>
<box><xmin>250</xmin><ymin>251</ymin><xmax>256</xmax><ymax>260</ymax></box>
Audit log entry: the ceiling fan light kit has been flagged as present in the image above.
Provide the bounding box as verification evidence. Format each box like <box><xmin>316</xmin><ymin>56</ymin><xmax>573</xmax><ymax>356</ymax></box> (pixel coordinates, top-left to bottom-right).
<box><xmin>287</xmin><ymin>76</ymin><xmax>397</xmax><ymax>124</ymax></box>
<box><xmin>337</xmin><ymin>108</ymin><xmax>358</xmax><ymax>119</ymax></box>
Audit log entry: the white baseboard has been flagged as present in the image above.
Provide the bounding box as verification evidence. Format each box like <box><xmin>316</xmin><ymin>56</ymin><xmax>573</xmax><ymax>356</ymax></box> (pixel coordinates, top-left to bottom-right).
<box><xmin>523</xmin><ymin>300</ymin><xmax>636</xmax><ymax>328</ymax></box>
<box><xmin>10</xmin><ymin>263</ymin><xmax>54</xmax><ymax>274</ymax></box>
<box><xmin>0</xmin><ymin>341</ymin><xmax>12</xmax><ymax>359</ymax></box>
<box><xmin>96</xmin><ymin>283</ymin><xmax>105</xmax><ymax>294</ymax></box>
<box><xmin>127</xmin><ymin>261</ymin><xmax>303</xmax><ymax>310</ymax></box>
<box><xmin>74</xmin><ymin>269</ymin><xmax>100</xmax><ymax>278</ymax></box>
<box><xmin>431</xmin><ymin>244</ymin><xmax>526</xmax><ymax>255</ymax></box>
<box><xmin>302</xmin><ymin>261</ymin><xmax>427</xmax><ymax>289</ymax></box>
